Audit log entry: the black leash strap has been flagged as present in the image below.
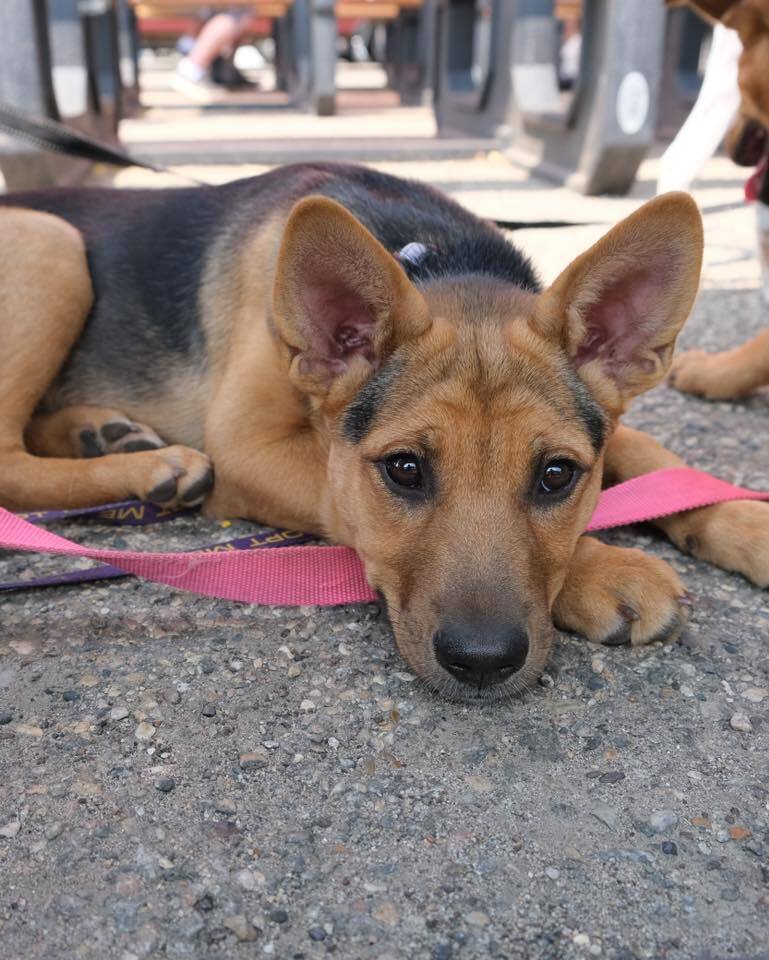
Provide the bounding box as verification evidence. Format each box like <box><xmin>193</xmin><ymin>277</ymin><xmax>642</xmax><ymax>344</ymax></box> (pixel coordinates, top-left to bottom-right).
<box><xmin>0</xmin><ymin>102</ymin><xmax>164</xmax><ymax>172</ymax></box>
<box><xmin>0</xmin><ymin>102</ymin><xmax>597</xmax><ymax>229</ymax></box>
<box><xmin>0</xmin><ymin>103</ymin><xmax>206</xmax><ymax>184</ymax></box>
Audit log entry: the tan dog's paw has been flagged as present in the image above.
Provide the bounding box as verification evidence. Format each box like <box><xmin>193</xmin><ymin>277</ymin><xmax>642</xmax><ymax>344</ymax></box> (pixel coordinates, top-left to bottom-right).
<box><xmin>662</xmin><ymin>500</ymin><xmax>769</xmax><ymax>588</ymax></box>
<box><xmin>137</xmin><ymin>446</ymin><xmax>214</xmax><ymax>507</ymax></box>
<box><xmin>669</xmin><ymin>348</ymin><xmax>756</xmax><ymax>400</ymax></box>
<box><xmin>553</xmin><ymin>538</ymin><xmax>689</xmax><ymax>646</ymax></box>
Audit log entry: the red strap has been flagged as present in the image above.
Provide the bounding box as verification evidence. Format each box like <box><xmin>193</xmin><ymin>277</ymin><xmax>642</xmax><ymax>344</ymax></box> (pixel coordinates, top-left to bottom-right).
<box><xmin>0</xmin><ymin>467</ymin><xmax>766</xmax><ymax>606</ymax></box>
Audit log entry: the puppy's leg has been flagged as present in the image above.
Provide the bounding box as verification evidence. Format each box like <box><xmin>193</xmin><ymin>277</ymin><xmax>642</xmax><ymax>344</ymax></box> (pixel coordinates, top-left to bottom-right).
<box><xmin>27</xmin><ymin>405</ymin><xmax>166</xmax><ymax>458</ymax></box>
<box><xmin>669</xmin><ymin>329</ymin><xmax>769</xmax><ymax>399</ymax></box>
<box><xmin>604</xmin><ymin>425</ymin><xmax>769</xmax><ymax>588</ymax></box>
<box><xmin>0</xmin><ymin>208</ymin><xmax>212</xmax><ymax>510</ymax></box>
<box><xmin>553</xmin><ymin>536</ymin><xmax>689</xmax><ymax>646</ymax></box>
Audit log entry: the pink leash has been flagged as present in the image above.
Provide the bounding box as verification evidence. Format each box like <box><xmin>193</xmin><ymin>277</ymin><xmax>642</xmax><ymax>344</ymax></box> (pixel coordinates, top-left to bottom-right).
<box><xmin>0</xmin><ymin>467</ymin><xmax>767</xmax><ymax>606</ymax></box>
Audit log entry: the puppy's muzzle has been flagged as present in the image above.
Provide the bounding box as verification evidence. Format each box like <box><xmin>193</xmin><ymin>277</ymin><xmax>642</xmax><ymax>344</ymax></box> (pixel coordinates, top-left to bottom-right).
<box><xmin>433</xmin><ymin>619</ymin><xmax>529</xmax><ymax>688</ymax></box>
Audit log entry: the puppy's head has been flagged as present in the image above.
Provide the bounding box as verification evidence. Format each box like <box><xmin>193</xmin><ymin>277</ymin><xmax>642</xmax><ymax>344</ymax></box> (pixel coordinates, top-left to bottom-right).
<box><xmin>669</xmin><ymin>0</ymin><xmax>769</xmax><ymax>164</ymax></box>
<box><xmin>272</xmin><ymin>193</ymin><xmax>702</xmax><ymax>700</ymax></box>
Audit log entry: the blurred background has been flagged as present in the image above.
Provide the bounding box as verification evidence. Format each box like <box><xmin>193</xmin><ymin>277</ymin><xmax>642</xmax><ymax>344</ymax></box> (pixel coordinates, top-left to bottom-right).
<box><xmin>0</xmin><ymin>1</ymin><xmax>722</xmax><ymax>197</ymax></box>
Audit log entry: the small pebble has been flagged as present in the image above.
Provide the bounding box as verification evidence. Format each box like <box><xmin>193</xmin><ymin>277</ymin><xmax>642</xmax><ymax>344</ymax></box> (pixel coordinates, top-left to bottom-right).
<box><xmin>730</xmin><ymin>712</ymin><xmax>752</xmax><ymax>732</ymax></box>
<box><xmin>0</xmin><ymin>820</ymin><xmax>21</xmax><ymax>839</ymax></box>
<box><xmin>599</xmin><ymin>771</ymin><xmax>625</xmax><ymax>784</ymax></box>
<box><xmin>110</xmin><ymin>706</ymin><xmax>129</xmax><ymax>721</ymax></box>
<box><xmin>236</xmin><ymin>869</ymin><xmax>262</xmax><ymax>891</ymax></box>
<box><xmin>215</xmin><ymin>798</ymin><xmax>237</xmax><ymax>815</ymax></box>
<box><xmin>309</xmin><ymin>927</ymin><xmax>326</xmax><ymax>941</ymax></box>
<box><xmin>743</xmin><ymin>687</ymin><xmax>768</xmax><ymax>703</ymax></box>
<box><xmin>465</xmin><ymin>911</ymin><xmax>489</xmax><ymax>927</ymax></box>
<box><xmin>45</xmin><ymin>822</ymin><xmax>64</xmax><ymax>841</ymax></box>
<box><xmin>648</xmin><ymin>810</ymin><xmax>678</xmax><ymax>833</ymax></box>
<box><xmin>591</xmin><ymin>804</ymin><xmax>618</xmax><ymax>830</ymax></box>
<box><xmin>224</xmin><ymin>914</ymin><xmax>257</xmax><ymax>942</ymax></box>
<box><xmin>268</xmin><ymin>908</ymin><xmax>288</xmax><ymax>924</ymax></box>
<box><xmin>239</xmin><ymin>750</ymin><xmax>269</xmax><ymax>770</ymax></box>
<box><xmin>545</xmin><ymin>867</ymin><xmax>560</xmax><ymax>880</ymax></box>
<box><xmin>662</xmin><ymin>841</ymin><xmax>678</xmax><ymax>856</ymax></box>
<box><xmin>134</xmin><ymin>722</ymin><xmax>156</xmax><ymax>742</ymax></box>
<box><xmin>0</xmin><ymin>712</ymin><xmax>13</xmax><ymax>725</ymax></box>
<box><xmin>154</xmin><ymin>777</ymin><xmax>176</xmax><ymax>793</ymax></box>
<box><xmin>201</xmin><ymin>703</ymin><xmax>217</xmax><ymax>718</ymax></box>
<box><xmin>62</xmin><ymin>689</ymin><xmax>80</xmax><ymax>702</ymax></box>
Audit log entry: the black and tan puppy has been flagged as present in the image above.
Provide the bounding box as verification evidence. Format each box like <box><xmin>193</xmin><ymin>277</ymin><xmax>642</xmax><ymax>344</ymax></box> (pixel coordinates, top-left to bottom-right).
<box><xmin>0</xmin><ymin>163</ymin><xmax>767</xmax><ymax>699</ymax></box>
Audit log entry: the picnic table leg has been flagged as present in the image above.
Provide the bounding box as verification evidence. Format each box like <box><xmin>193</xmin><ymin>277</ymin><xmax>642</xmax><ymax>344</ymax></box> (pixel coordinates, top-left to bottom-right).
<box><xmin>310</xmin><ymin>0</ymin><xmax>336</xmax><ymax>116</ymax></box>
<box><xmin>0</xmin><ymin>0</ymin><xmax>60</xmax><ymax>188</ymax></box>
<box><xmin>81</xmin><ymin>0</ymin><xmax>123</xmax><ymax>135</ymax></box>
<box><xmin>115</xmin><ymin>0</ymin><xmax>141</xmax><ymax>116</ymax></box>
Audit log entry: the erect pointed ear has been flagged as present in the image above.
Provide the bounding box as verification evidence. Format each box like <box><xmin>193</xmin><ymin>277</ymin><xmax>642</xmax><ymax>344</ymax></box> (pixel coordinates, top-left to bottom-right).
<box><xmin>272</xmin><ymin>196</ymin><xmax>430</xmax><ymax>398</ymax></box>
<box><xmin>531</xmin><ymin>192</ymin><xmax>703</xmax><ymax>414</ymax></box>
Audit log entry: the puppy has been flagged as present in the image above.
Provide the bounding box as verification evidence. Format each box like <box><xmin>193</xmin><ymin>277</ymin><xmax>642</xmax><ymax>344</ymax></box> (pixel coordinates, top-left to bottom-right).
<box><xmin>667</xmin><ymin>0</ymin><xmax>769</xmax><ymax>398</ymax></box>
<box><xmin>0</xmin><ymin>162</ymin><xmax>765</xmax><ymax>700</ymax></box>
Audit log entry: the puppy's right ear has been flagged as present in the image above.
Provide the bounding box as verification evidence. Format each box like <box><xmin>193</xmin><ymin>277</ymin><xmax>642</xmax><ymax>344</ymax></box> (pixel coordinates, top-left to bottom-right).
<box><xmin>273</xmin><ymin>197</ymin><xmax>430</xmax><ymax>399</ymax></box>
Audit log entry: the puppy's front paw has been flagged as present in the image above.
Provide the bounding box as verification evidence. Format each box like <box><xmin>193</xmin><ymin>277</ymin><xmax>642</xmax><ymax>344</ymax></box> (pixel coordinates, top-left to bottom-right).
<box><xmin>669</xmin><ymin>348</ymin><xmax>756</xmax><ymax>400</ymax></box>
<box><xmin>662</xmin><ymin>500</ymin><xmax>769</xmax><ymax>588</ymax></box>
<box><xmin>553</xmin><ymin>538</ymin><xmax>689</xmax><ymax>646</ymax></box>
<box><xmin>138</xmin><ymin>446</ymin><xmax>214</xmax><ymax>507</ymax></box>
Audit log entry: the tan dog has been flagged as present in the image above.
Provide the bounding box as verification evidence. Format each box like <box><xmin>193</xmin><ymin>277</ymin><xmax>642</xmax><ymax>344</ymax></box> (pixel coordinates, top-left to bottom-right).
<box><xmin>667</xmin><ymin>0</ymin><xmax>769</xmax><ymax>398</ymax></box>
<box><xmin>0</xmin><ymin>163</ymin><xmax>767</xmax><ymax>700</ymax></box>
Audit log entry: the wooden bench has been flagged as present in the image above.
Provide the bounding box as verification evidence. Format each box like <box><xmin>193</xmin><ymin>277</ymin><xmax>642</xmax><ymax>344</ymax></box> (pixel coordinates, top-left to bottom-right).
<box><xmin>131</xmin><ymin>0</ymin><xmax>428</xmax><ymax>113</ymax></box>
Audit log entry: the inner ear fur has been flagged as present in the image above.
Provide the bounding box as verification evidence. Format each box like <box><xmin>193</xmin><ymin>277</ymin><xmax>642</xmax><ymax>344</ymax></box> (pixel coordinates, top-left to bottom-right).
<box><xmin>532</xmin><ymin>192</ymin><xmax>703</xmax><ymax>415</ymax></box>
<box><xmin>272</xmin><ymin>196</ymin><xmax>430</xmax><ymax>399</ymax></box>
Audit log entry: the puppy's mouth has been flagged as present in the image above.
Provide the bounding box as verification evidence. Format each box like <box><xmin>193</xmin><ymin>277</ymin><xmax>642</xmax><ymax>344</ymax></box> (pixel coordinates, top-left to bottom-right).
<box><xmin>729</xmin><ymin>116</ymin><xmax>768</xmax><ymax>166</ymax></box>
<box><xmin>425</xmin><ymin>663</ymin><xmax>546</xmax><ymax>704</ymax></box>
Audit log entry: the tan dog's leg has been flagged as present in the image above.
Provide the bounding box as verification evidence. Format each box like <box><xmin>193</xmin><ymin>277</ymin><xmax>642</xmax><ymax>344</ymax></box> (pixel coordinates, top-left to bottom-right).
<box><xmin>0</xmin><ymin>208</ymin><xmax>212</xmax><ymax>511</ymax></box>
<box><xmin>669</xmin><ymin>329</ymin><xmax>769</xmax><ymax>399</ymax></box>
<box><xmin>553</xmin><ymin>536</ymin><xmax>688</xmax><ymax>646</ymax></box>
<box><xmin>604</xmin><ymin>425</ymin><xmax>769</xmax><ymax>587</ymax></box>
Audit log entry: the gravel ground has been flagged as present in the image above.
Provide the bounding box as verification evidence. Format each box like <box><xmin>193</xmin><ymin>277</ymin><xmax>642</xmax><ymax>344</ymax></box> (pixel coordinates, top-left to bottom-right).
<box><xmin>2</xmin><ymin>160</ymin><xmax>769</xmax><ymax>960</ymax></box>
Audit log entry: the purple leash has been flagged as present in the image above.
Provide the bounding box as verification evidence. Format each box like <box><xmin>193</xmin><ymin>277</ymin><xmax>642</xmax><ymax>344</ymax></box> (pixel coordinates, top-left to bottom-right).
<box><xmin>0</xmin><ymin>500</ymin><xmax>313</xmax><ymax>593</ymax></box>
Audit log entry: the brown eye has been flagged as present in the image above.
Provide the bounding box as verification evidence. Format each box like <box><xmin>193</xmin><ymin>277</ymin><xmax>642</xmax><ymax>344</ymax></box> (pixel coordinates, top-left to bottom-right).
<box><xmin>384</xmin><ymin>454</ymin><xmax>423</xmax><ymax>491</ymax></box>
<box><xmin>538</xmin><ymin>459</ymin><xmax>578</xmax><ymax>496</ymax></box>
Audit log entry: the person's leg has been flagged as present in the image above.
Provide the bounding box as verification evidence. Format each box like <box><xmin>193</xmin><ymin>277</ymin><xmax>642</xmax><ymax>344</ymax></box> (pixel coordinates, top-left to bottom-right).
<box><xmin>657</xmin><ymin>24</ymin><xmax>743</xmax><ymax>194</ymax></box>
<box><xmin>184</xmin><ymin>13</ymin><xmax>241</xmax><ymax>73</ymax></box>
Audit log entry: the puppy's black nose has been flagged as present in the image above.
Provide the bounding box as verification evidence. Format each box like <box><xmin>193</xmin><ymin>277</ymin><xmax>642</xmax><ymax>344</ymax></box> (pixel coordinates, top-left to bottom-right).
<box><xmin>433</xmin><ymin>621</ymin><xmax>529</xmax><ymax>688</ymax></box>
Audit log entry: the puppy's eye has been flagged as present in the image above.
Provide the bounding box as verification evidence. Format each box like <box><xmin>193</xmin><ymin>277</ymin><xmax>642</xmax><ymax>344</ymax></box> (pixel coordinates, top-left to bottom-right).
<box><xmin>537</xmin><ymin>459</ymin><xmax>579</xmax><ymax>497</ymax></box>
<box><xmin>383</xmin><ymin>453</ymin><xmax>423</xmax><ymax>491</ymax></box>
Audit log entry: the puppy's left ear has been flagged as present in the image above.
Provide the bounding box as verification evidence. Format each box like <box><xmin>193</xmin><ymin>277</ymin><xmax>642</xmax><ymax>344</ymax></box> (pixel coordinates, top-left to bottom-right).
<box><xmin>273</xmin><ymin>196</ymin><xmax>430</xmax><ymax>399</ymax></box>
<box><xmin>531</xmin><ymin>192</ymin><xmax>703</xmax><ymax>414</ymax></box>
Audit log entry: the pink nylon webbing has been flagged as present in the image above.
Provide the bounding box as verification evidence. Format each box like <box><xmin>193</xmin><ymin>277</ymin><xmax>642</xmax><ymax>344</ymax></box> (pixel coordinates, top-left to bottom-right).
<box><xmin>0</xmin><ymin>467</ymin><xmax>767</xmax><ymax>606</ymax></box>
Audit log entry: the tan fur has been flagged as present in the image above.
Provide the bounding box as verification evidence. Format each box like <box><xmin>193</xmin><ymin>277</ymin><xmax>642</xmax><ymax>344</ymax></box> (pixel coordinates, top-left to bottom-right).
<box><xmin>3</xmin><ymin>188</ymin><xmax>757</xmax><ymax>699</ymax></box>
<box><xmin>0</xmin><ymin>208</ymin><xmax>212</xmax><ymax>510</ymax></box>
<box><xmin>666</xmin><ymin>0</ymin><xmax>769</xmax><ymax>399</ymax></box>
